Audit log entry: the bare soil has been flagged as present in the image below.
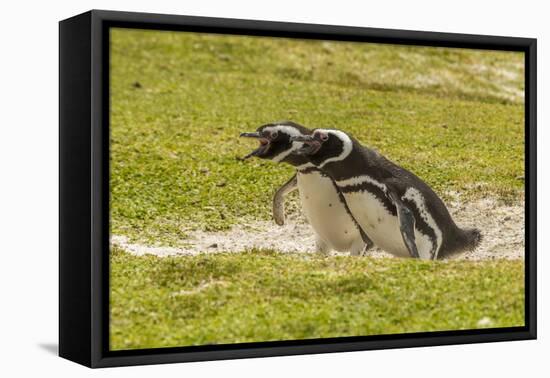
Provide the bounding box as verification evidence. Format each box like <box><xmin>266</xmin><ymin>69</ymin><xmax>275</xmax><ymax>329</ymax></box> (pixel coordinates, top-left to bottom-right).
<box><xmin>111</xmin><ymin>194</ymin><xmax>524</xmax><ymax>260</ymax></box>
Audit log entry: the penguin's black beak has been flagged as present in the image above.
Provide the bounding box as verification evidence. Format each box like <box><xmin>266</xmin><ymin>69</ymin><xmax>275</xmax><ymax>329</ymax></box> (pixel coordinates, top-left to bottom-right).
<box><xmin>240</xmin><ymin>132</ymin><xmax>261</xmax><ymax>139</ymax></box>
<box><xmin>240</xmin><ymin>131</ymin><xmax>270</xmax><ymax>159</ymax></box>
<box><xmin>290</xmin><ymin>135</ymin><xmax>321</xmax><ymax>156</ymax></box>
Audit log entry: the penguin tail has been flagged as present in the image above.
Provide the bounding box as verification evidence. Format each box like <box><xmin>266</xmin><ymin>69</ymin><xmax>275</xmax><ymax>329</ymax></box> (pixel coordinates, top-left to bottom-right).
<box><xmin>461</xmin><ymin>227</ymin><xmax>482</xmax><ymax>251</ymax></box>
<box><xmin>439</xmin><ymin>227</ymin><xmax>482</xmax><ymax>258</ymax></box>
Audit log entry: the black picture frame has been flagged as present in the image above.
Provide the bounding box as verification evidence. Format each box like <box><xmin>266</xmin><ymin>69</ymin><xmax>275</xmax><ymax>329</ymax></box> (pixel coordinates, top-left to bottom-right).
<box><xmin>59</xmin><ymin>9</ymin><xmax>537</xmax><ymax>368</ymax></box>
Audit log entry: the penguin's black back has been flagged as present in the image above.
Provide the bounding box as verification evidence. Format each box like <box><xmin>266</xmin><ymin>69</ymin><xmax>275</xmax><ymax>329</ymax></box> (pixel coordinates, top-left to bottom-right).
<box><xmin>323</xmin><ymin>135</ymin><xmax>481</xmax><ymax>257</ymax></box>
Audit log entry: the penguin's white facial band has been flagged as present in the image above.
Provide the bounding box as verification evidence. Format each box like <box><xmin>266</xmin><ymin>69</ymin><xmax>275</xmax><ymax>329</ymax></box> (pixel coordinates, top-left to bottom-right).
<box><xmin>271</xmin><ymin>141</ymin><xmax>303</xmax><ymax>162</ymax></box>
<box><xmin>254</xmin><ymin>125</ymin><xmax>305</xmax><ymax>162</ymax></box>
<box><xmin>240</xmin><ymin>124</ymin><xmax>307</xmax><ymax>161</ymax></box>
<box><xmin>316</xmin><ymin>129</ymin><xmax>353</xmax><ymax>168</ymax></box>
<box><xmin>262</xmin><ymin>125</ymin><xmax>303</xmax><ymax>139</ymax></box>
<box><xmin>291</xmin><ymin>129</ymin><xmax>352</xmax><ymax>168</ymax></box>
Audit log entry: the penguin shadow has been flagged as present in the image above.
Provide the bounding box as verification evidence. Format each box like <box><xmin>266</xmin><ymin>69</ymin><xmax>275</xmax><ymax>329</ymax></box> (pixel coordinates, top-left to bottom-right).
<box><xmin>38</xmin><ymin>343</ymin><xmax>58</xmax><ymax>355</ymax></box>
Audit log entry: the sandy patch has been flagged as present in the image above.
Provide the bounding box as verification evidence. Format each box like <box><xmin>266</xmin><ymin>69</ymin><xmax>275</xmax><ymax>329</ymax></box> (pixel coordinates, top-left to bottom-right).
<box><xmin>111</xmin><ymin>194</ymin><xmax>524</xmax><ymax>261</ymax></box>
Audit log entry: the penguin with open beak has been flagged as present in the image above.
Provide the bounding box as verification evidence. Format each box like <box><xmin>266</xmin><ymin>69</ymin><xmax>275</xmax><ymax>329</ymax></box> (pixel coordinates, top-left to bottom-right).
<box><xmin>240</xmin><ymin>121</ymin><xmax>373</xmax><ymax>256</ymax></box>
<box><xmin>291</xmin><ymin>129</ymin><xmax>481</xmax><ymax>260</ymax></box>
<box><xmin>239</xmin><ymin>132</ymin><xmax>272</xmax><ymax>159</ymax></box>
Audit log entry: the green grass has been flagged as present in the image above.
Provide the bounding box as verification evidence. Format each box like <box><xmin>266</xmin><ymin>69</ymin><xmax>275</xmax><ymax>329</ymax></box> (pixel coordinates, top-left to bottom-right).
<box><xmin>110</xmin><ymin>248</ymin><xmax>524</xmax><ymax>350</ymax></box>
<box><xmin>109</xmin><ymin>29</ymin><xmax>526</xmax><ymax>349</ymax></box>
<box><xmin>110</xmin><ymin>28</ymin><xmax>525</xmax><ymax>244</ymax></box>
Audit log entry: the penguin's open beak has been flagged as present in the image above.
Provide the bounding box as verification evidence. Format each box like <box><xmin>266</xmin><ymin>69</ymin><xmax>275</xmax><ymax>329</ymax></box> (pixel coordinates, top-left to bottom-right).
<box><xmin>290</xmin><ymin>135</ymin><xmax>321</xmax><ymax>155</ymax></box>
<box><xmin>240</xmin><ymin>131</ymin><xmax>271</xmax><ymax>159</ymax></box>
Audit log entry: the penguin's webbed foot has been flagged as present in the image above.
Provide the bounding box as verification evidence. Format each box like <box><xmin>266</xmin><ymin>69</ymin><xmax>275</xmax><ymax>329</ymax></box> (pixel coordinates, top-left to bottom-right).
<box><xmin>361</xmin><ymin>232</ymin><xmax>375</xmax><ymax>252</ymax></box>
<box><xmin>350</xmin><ymin>237</ymin><xmax>371</xmax><ymax>257</ymax></box>
<box><xmin>315</xmin><ymin>237</ymin><xmax>331</xmax><ymax>256</ymax></box>
<box><xmin>360</xmin><ymin>243</ymin><xmax>372</xmax><ymax>257</ymax></box>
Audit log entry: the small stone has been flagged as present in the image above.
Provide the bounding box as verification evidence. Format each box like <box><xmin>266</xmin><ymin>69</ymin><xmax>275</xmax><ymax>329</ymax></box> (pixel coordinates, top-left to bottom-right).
<box><xmin>132</xmin><ymin>81</ymin><xmax>142</xmax><ymax>89</ymax></box>
<box><xmin>216</xmin><ymin>181</ymin><xmax>226</xmax><ymax>187</ymax></box>
<box><xmin>328</xmin><ymin>203</ymin><xmax>332</xmax><ymax>207</ymax></box>
<box><xmin>208</xmin><ymin>243</ymin><xmax>218</xmax><ymax>249</ymax></box>
<box><xmin>503</xmin><ymin>216</ymin><xmax>511</xmax><ymax>221</ymax></box>
<box><xmin>477</xmin><ymin>317</ymin><xmax>493</xmax><ymax>327</ymax></box>
<box><xmin>199</xmin><ymin>167</ymin><xmax>210</xmax><ymax>174</ymax></box>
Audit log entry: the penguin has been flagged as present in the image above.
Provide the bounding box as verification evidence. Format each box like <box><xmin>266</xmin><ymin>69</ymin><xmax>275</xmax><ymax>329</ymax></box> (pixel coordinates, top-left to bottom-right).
<box><xmin>290</xmin><ymin>128</ymin><xmax>481</xmax><ymax>260</ymax></box>
<box><xmin>240</xmin><ymin>121</ymin><xmax>373</xmax><ymax>256</ymax></box>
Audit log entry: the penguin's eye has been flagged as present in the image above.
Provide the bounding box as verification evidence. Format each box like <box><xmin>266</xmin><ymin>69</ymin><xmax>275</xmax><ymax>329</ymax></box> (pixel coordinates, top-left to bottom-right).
<box><xmin>270</xmin><ymin>131</ymin><xmax>278</xmax><ymax>139</ymax></box>
<box><xmin>318</xmin><ymin>132</ymin><xmax>328</xmax><ymax>141</ymax></box>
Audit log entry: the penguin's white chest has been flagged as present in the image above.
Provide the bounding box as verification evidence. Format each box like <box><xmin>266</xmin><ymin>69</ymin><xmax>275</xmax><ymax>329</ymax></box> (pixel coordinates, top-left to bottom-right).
<box><xmin>342</xmin><ymin>191</ymin><xmax>433</xmax><ymax>259</ymax></box>
<box><xmin>297</xmin><ymin>172</ymin><xmax>362</xmax><ymax>252</ymax></box>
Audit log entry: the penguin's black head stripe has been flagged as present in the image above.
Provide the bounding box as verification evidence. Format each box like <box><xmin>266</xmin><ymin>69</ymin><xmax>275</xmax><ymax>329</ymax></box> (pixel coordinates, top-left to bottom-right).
<box><xmin>293</xmin><ymin>129</ymin><xmax>347</xmax><ymax>167</ymax></box>
<box><xmin>240</xmin><ymin>121</ymin><xmax>314</xmax><ymax>166</ymax></box>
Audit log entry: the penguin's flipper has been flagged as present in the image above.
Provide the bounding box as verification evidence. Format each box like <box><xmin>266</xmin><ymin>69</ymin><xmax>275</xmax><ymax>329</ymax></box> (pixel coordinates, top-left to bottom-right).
<box><xmin>387</xmin><ymin>189</ymin><xmax>420</xmax><ymax>259</ymax></box>
<box><xmin>272</xmin><ymin>174</ymin><xmax>298</xmax><ymax>226</ymax></box>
